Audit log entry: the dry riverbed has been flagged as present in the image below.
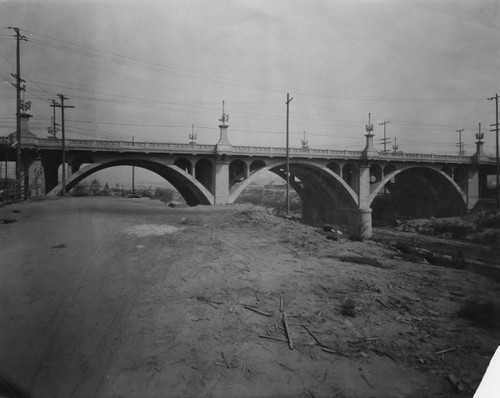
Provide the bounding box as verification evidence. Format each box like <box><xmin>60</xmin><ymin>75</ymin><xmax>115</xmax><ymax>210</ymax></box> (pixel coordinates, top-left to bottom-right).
<box><xmin>0</xmin><ymin>197</ymin><xmax>499</xmax><ymax>398</ymax></box>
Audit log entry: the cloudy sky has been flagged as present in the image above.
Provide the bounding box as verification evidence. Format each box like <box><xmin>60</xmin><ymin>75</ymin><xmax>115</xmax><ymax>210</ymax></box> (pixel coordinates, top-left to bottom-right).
<box><xmin>0</xmin><ymin>0</ymin><xmax>499</xmax><ymax>158</ymax></box>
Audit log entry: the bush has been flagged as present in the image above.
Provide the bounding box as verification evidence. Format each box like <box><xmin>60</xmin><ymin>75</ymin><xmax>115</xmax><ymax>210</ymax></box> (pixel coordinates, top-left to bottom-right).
<box><xmin>154</xmin><ymin>187</ymin><xmax>174</xmax><ymax>203</ymax></box>
<box><xmin>432</xmin><ymin>221</ymin><xmax>474</xmax><ymax>239</ymax></box>
<box><xmin>458</xmin><ymin>298</ymin><xmax>500</xmax><ymax>328</ymax></box>
<box><xmin>340</xmin><ymin>297</ymin><xmax>357</xmax><ymax>317</ymax></box>
<box><xmin>477</xmin><ymin>211</ymin><xmax>500</xmax><ymax>229</ymax></box>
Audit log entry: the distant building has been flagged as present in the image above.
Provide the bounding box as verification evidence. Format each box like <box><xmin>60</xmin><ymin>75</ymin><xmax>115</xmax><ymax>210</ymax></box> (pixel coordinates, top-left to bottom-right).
<box><xmin>89</xmin><ymin>179</ymin><xmax>101</xmax><ymax>195</ymax></box>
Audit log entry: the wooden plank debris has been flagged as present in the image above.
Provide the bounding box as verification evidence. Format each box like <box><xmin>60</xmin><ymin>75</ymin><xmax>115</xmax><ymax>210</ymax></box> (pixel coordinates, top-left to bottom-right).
<box><xmin>221</xmin><ymin>352</ymin><xmax>230</xmax><ymax>368</ymax></box>
<box><xmin>349</xmin><ymin>337</ymin><xmax>380</xmax><ymax>344</ymax></box>
<box><xmin>448</xmin><ymin>374</ymin><xmax>465</xmax><ymax>392</ymax></box>
<box><xmin>196</xmin><ymin>296</ymin><xmax>223</xmax><ymax>308</ymax></box>
<box><xmin>274</xmin><ymin>361</ymin><xmax>294</xmax><ymax>372</ymax></box>
<box><xmin>302</xmin><ymin>324</ymin><xmax>335</xmax><ymax>351</ymax></box>
<box><xmin>361</xmin><ymin>373</ymin><xmax>375</xmax><ymax>389</ymax></box>
<box><xmin>376</xmin><ymin>298</ymin><xmax>391</xmax><ymax>309</ymax></box>
<box><xmin>243</xmin><ymin>305</ymin><xmax>272</xmax><ymax>317</ymax></box>
<box><xmin>435</xmin><ymin>347</ymin><xmax>456</xmax><ymax>356</ymax></box>
<box><xmin>258</xmin><ymin>334</ymin><xmax>288</xmax><ymax>343</ymax></box>
<box><xmin>282</xmin><ymin>311</ymin><xmax>294</xmax><ymax>350</ymax></box>
<box><xmin>280</xmin><ymin>296</ymin><xmax>284</xmax><ymax>312</ymax></box>
<box><xmin>302</xmin><ymin>325</ymin><xmax>323</xmax><ymax>346</ymax></box>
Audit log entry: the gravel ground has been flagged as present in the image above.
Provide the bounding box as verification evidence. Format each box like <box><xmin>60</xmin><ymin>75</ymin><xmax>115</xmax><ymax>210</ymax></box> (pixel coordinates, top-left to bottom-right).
<box><xmin>0</xmin><ymin>196</ymin><xmax>499</xmax><ymax>398</ymax></box>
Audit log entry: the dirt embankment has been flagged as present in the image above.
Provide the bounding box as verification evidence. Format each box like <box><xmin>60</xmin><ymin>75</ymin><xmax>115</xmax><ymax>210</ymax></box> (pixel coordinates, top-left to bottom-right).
<box><xmin>0</xmin><ymin>197</ymin><xmax>499</xmax><ymax>398</ymax></box>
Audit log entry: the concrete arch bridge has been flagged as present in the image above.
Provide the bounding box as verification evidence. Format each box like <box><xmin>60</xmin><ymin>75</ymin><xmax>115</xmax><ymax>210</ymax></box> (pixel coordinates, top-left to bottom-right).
<box><xmin>1</xmin><ymin>117</ymin><xmax>495</xmax><ymax>238</ymax></box>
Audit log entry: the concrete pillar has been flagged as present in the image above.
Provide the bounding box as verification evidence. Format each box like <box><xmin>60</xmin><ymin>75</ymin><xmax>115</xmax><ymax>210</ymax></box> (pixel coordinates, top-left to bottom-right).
<box><xmin>214</xmin><ymin>157</ymin><xmax>230</xmax><ymax>204</ymax></box>
<box><xmin>42</xmin><ymin>156</ymin><xmax>59</xmax><ymax>194</ymax></box>
<box><xmin>354</xmin><ymin>164</ymin><xmax>373</xmax><ymax>238</ymax></box>
<box><xmin>26</xmin><ymin>158</ymin><xmax>45</xmax><ymax>196</ymax></box>
<box><xmin>358</xmin><ymin>164</ymin><xmax>371</xmax><ymax>208</ymax></box>
<box><xmin>467</xmin><ymin>166</ymin><xmax>480</xmax><ymax>210</ymax></box>
<box><xmin>354</xmin><ymin>208</ymin><xmax>372</xmax><ymax>239</ymax></box>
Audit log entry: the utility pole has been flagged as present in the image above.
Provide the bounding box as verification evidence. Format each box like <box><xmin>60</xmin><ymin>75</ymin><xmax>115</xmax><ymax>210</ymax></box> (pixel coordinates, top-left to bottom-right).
<box><xmin>456</xmin><ymin>129</ymin><xmax>465</xmax><ymax>156</ymax></box>
<box><xmin>54</xmin><ymin>94</ymin><xmax>75</xmax><ymax>196</ymax></box>
<box><xmin>488</xmin><ymin>94</ymin><xmax>499</xmax><ymax>209</ymax></box>
<box><xmin>285</xmin><ymin>93</ymin><xmax>293</xmax><ymax>215</ymax></box>
<box><xmin>8</xmin><ymin>27</ymin><xmax>28</xmax><ymax>200</ymax></box>
<box><xmin>132</xmin><ymin>136</ymin><xmax>135</xmax><ymax>193</ymax></box>
<box><xmin>48</xmin><ymin>99</ymin><xmax>59</xmax><ymax>138</ymax></box>
<box><xmin>378</xmin><ymin>120</ymin><xmax>391</xmax><ymax>153</ymax></box>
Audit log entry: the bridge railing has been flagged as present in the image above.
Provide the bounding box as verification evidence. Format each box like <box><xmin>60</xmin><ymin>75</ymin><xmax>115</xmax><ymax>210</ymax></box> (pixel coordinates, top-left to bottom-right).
<box><xmin>231</xmin><ymin>145</ymin><xmax>363</xmax><ymax>158</ymax></box>
<box><xmin>0</xmin><ymin>135</ymin><xmax>491</xmax><ymax>164</ymax></box>
<box><xmin>32</xmin><ymin>138</ymin><xmax>217</xmax><ymax>153</ymax></box>
<box><xmin>377</xmin><ymin>151</ymin><xmax>473</xmax><ymax>163</ymax></box>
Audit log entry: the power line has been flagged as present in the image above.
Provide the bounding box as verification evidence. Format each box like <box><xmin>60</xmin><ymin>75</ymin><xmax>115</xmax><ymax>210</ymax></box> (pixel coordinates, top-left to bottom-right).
<box><xmin>21</xmin><ymin>28</ymin><xmax>488</xmax><ymax>104</ymax></box>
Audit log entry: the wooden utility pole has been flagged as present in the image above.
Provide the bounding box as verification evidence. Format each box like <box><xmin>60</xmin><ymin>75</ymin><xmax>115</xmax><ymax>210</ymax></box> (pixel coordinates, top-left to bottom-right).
<box><xmin>456</xmin><ymin>129</ymin><xmax>465</xmax><ymax>156</ymax></box>
<box><xmin>48</xmin><ymin>99</ymin><xmax>59</xmax><ymax>138</ymax></box>
<box><xmin>488</xmin><ymin>94</ymin><xmax>499</xmax><ymax>209</ymax></box>
<box><xmin>8</xmin><ymin>27</ymin><xmax>27</xmax><ymax>200</ymax></box>
<box><xmin>132</xmin><ymin>136</ymin><xmax>135</xmax><ymax>193</ymax></box>
<box><xmin>378</xmin><ymin>121</ymin><xmax>391</xmax><ymax>153</ymax></box>
<box><xmin>285</xmin><ymin>93</ymin><xmax>293</xmax><ymax>215</ymax></box>
<box><xmin>54</xmin><ymin>94</ymin><xmax>75</xmax><ymax>196</ymax></box>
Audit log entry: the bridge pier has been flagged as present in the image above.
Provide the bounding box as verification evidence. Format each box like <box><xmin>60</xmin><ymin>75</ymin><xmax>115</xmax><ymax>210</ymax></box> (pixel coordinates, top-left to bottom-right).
<box><xmin>41</xmin><ymin>155</ymin><xmax>60</xmax><ymax>194</ymax></box>
<box><xmin>466</xmin><ymin>167</ymin><xmax>480</xmax><ymax>210</ymax></box>
<box><xmin>302</xmin><ymin>202</ymin><xmax>372</xmax><ymax>239</ymax></box>
<box><xmin>214</xmin><ymin>157</ymin><xmax>230</xmax><ymax>204</ymax></box>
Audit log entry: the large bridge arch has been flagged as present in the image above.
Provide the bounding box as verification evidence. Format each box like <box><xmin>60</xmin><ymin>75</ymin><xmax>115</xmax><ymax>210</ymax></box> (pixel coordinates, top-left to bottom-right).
<box><xmin>228</xmin><ymin>159</ymin><xmax>360</xmax><ymax>228</ymax></box>
<box><xmin>48</xmin><ymin>157</ymin><xmax>214</xmax><ymax>205</ymax></box>
<box><xmin>228</xmin><ymin>159</ymin><xmax>358</xmax><ymax>206</ymax></box>
<box><xmin>368</xmin><ymin>165</ymin><xmax>467</xmax><ymax>218</ymax></box>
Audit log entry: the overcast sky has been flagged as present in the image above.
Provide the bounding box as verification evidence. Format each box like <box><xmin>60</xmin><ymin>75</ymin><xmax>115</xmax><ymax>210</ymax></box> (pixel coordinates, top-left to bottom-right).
<box><xmin>1</xmin><ymin>0</ymin><xmax>499</xmax><ymax>157</ymax></box>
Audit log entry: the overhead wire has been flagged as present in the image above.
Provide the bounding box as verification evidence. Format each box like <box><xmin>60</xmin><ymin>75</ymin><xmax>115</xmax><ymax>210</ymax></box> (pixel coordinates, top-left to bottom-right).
<box><xmin>23</xmin><ymin>29</ymin><xmax>487</xmax><ymax>104</ymax></box>
<box><xmin>1</xmin><ymin>27</ymin><xmax>487</xmax><ymax>152</ymax></box>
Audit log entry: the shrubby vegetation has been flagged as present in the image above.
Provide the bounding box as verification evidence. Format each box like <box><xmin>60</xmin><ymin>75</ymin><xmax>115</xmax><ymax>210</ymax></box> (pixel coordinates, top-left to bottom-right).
<box><xmin>153</xmin><ymin>187</ymin><xmax>175</xmax><ymax>203</ymax></box>
<box><xmin>235</xmin><ymin>185</ymin><xmax>301</xmax><ymax>214</ymax></box>
<box><xmin>458</xmin><ymin>296</ymin><xmax>500</xmax><ymax>329</ymax></box>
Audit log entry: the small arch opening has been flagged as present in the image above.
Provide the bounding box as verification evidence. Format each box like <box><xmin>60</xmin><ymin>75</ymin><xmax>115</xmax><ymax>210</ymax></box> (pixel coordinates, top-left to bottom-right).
<box><xmin>327</xmin><ymin>161</ymin><xmax>341</xmax><ymax>175</ymax></box>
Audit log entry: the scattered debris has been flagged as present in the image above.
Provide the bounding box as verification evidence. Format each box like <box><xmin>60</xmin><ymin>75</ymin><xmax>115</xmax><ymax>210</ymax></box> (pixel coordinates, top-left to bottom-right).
<box><xmin>435</xmin><ymin>347</ymin><xmax>457</xmax><ymax>356</ymax></box>
<box><xmin>196</xmin><ymin>296</ymin><xmax>222</xmax><ymax>309</ymax></box>
<box><xmin>361</xmin><ymin>373</ymin><xmax>375</xmax><ymax>389</ymax></box>
<box><xmin>302</xmin><ymin>324</ymin><xmax>334</xmax><ymax>350</ymax></box>
<box><xmin>51</xmin><ymin>243</ymin><xmax>66</xmax><ymax>249</ymax></box>
<box><xmin>282</xmin><ymin>311</ymin><xmax>294</xmax><ymax>350</ymax></box>
<box><xmin>349</xmin><ymin>337</ymin><xmax>380</xmax><ymax>344</ymax></box>
<box><xmin>448</xmin><ymin>373</ymin><xmax>465</xmax><ymax>393</ymax></box>
<box><xmin>274</xmin><ymin>361</ymin><xmax>294</xmax><ymax>372</ymax></box>
<box><xmin>243</xmin><ymin>304</ymin><xmax>272</xmax><ymax>317</ymax></box>
<box><xmin>376</xmin><ymin>298</ymin><xmax>391</xmax><ymax>309</ymax></box>
<box><xmin>258</xmin><ymin>334</ymin><xmax>287</xmax><ymax>343</ymax></box>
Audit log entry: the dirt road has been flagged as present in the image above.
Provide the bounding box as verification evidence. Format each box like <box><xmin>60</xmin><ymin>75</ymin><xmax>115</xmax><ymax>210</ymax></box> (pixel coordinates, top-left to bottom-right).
<box><xmin>0</xmin><ymin>197</ymin><xmax>498</xmax><ymax>398</ymax></box>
